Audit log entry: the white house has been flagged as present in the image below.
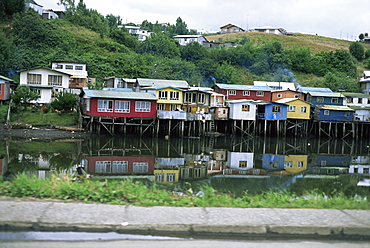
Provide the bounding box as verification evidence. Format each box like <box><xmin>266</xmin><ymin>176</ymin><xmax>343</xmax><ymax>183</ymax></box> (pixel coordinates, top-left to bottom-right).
<box><xmin>173</xmin><ymin>35</ymin><xmax>208</xmax><ymax>46</ymax></box>
<box><xmin>227</xmin><ymin>100</ymin><xmax>258</xmax><ymax>120</ymax></box>
<box><xmin>359</xmin><ymin>71</ymin><xmax>370</xmax><ymax>94</ymax></box>
<box><xmin>124</xmin><ymin>26</ymin><xmax>151</xmax><ymax>42</ymax></box>
<box><xmin>19</xmin><ymin>67</ymin><xmax>72</xmax><ymax>103</ymax></box>
<box><xmin>50</xmin><ymin>61</ymin><xmax>88</xmax><ymax>93</ymax></box>
<box><xmin>254</xmin><ymin>81</ymin><xmax>297</xmax><ymax>91</ymax></box>
<box><xmin>226</xmin><ymin>151</ymin><xmax>254</xmax><ymax>170</ymax></box>
<box><xmin>103</xmin><ymin>77</ymin><xmax>136</xmax><ymax>89</ymax></box>
<box><xmin>25</xmin><ymin>0</ymin><xmax>43</xmax><ymax>15</ymax></box>
<box><xmin>253</xmin><ymin>26</ymin><xmax>287</xmax><ymax>35</ymax></box>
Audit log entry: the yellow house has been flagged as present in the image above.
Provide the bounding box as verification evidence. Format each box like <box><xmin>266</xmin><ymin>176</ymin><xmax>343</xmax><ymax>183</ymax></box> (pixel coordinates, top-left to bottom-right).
<box><xmin>284</xmin><ymin>155</ymin><xmax>308</xmax><ymax>174</ymax></box>
<box><xmin>155</xmin><ymin>86</ymin><xmax>184</xmax><ymax>111</ymax></box>
<box><xmin>276</xmin><ymin>98</ymin><xmax>311</xmax><ymax>119</ymax></box>
<box><xmin>153</xmin><ymin>168</ymin><xmax>179</xmax><ymax>185</ymax></box>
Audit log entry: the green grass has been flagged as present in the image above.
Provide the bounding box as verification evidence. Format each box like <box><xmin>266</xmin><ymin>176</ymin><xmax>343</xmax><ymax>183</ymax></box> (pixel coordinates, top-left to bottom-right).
<box><xmin>0</xmin><ymin>103</ymin><xmax>9</xmax><ymax>122</ymax></box>
<box><xmin>10</xmin><ymin>108</ymin><xmax>77</xmax><ymax>126</ymax></box>
<box><xmin>1</xmin><ymin>174</ymin><xmax>368</xmax><ymax>209</ymax></box>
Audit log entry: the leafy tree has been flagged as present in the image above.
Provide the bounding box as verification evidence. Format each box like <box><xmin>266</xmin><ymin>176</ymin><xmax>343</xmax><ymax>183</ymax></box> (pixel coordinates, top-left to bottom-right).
<box><xmin>365</xmin><ymin>48</ymin><xmax>370</xmax><ymax>59</ymax></box>
<box><xmin>215</xmin><ymin>61</ymin><xmax>238</xmax><ymax>84</ymax></box>
<box><xmin>174</xmin><ymin>17</ymin><xmax>188</xmax><ymax>35</ymax></box>
<box><xmin>180</xmin><ymin>42</ymin><xmax>208</xmax><ymax>63</ymax></box>
<box><xmin>11</xmin><ymin>85</ymin><xmax>39</xmax><ymax>109</ymax></box>
<box><xmin>50</xmin><ymin>92</ymin><xmax>77</xmax><ymax>111</ymax></box>
<box><xmin>284</xmin><ymin>47</ymin><xmax>312</xmax><ymax>73</ymax></box>
<box><xmin>109</xmin><ymin>28</ymin><xmax>139</xmax><ymax>50</ymax></box>
<box><xmin>349</xmin><ymin>42</ymin><xmax>364</xmax><ymax>61</ymax></box>
<box><xmin>138</xmin><ymin>32</ymin><xmax>180</xmax><ymax>58</ymax></box>
<box><xmin>1</xmin><ymin>0</ymin><xmax>25</xmax><ymax>16</ymax></box>
<box><xmin>106</xmin><ymin>14</ymin><xmax>121</xmax><ymax>28</ymax></box>
<box><xmin>0</xmin><ymin>30</ymin><xmax>14</xmax><ymax>74</ymax></box>
<box><xmin>359</xmin><ymin>33</ymin><xmax>364</xmax><ymax>41</ymax></box>
<box><xmin>323</xmin><ymin>71</ymin><xmax>361</xmax><ymax>92</ymax></box>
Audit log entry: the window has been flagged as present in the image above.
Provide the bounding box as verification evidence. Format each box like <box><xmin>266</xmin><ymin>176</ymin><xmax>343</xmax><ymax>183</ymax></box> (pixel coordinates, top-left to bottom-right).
<box><xmin>27</xmin><ymin>73</ymin><xmax>41</xmax><ymax>85</ymax></box>
<box><xmin>112</xmin><ymin>161</ymin><xmax>128</xmax><ymax>173</ymax></box>
<box><xmin>324</xmin><ymin>110</ymin><xmax>330</xmax><ymax>115</ymax></box>
<box><xmin>272</xmin><ymin>106</ymin><xmax>281</xmax><ymax>113</ymax></box>
<box><xmin>115</xmin><ymin>100</ymin><xmax>130</xmax><ymax>113</ymax></box>
<box><xmin>96</xmin><ymin>161</ymin><xmax>111</xmax><ymax>173</ymax></box>
<box><xmin>368</xmin><ymin>98</ymin><xmax>370</xmax><ymax>104</ymax></box>
<box><xmin>155</xmin><ymin>173</ymin><xmax>164</xmax><ymax>182</ymax></box>
<box><xmin>133</xmin><ymin>162</ymin><xmax>148</xmax><ymax>173</ymax></box>
<box><xmin>297</xmin><ymin>161</ymin><xmax>304</xmax><ymax>168</ymax></box>
<box><xmin>294</xmin><ymin>94</ymin><xmax>300</xmax><ymax>98</ymax></box>
<box><xmin>300</xmin><ymin>106</ymin><xmax>307</xmax><ymax>113</ymax></box>
<box><xmin>65</xmin><ymin>65</ymin><xmax>73</xmax><ymax>70</ymax></box>
<box><xmin>158</xmin><ymin>91</ymin><xmax>168</xmax><ymax>100</ymax></box>
<box><xmin>243</xmin><ymin>91</ymin><xmax>250</xmax><ymax>96</ymax></box>
<box><xmin>166</xmin><ymin>173</ymin><xmax>176</xmax><ymax>182</ymax></box>
<box><xmin>98</xmin><ymin>100</ymin><xmax>113</xmax><ymax>112</ymax></box>
<box><xmin>277</xmin><ymin>94</ymin><xmax>282</xmax><ymax>98</ymax></box>
<box><xmin>170</xmin><ymin>104</ymin><xmax>177</xmax><ymax>111</ymax></box>
<box><xmin>198</xmin><ymin>93</ymin><xmax>205</xmax><ymax>103</ymax></box>
<box><xmin>288</xmin><ymin>106</ymin><xmax>296</xmax><ymax>112</ymax></box>
<box><xmin>75</xmin><ymin>65</ymin><xmax>83</xmax><ymax>70</ymax></box>
<box><xmin>344</xmin><ymin>112</ymin><xmax>350</xmax><ymax>117</ymax></box>
<box><xmin>48</xmin><ymin>75</ymin><xmax>62</xmax><ymax>86</ymax></box>
<box><xmin>55</xmin><ymin>65</ymin><xmax>63</xmax><ymax>69</ymax></box>
<box><xmin>321</xmin><ymin>161</ymin><xmax>327</xmax><ymax>166</ymax></box>
<box><xmin>331</xmin><ymin>98</ymin><xmax>338</xmax><ymax>104</ymax></box>
<box><xmin>135</xmin><ymin>101</ymin><xmax>150</xmax><ymax>112</ymax></box>
<box><xmin>157</xmin><ymin>104</ymin><xmax>165</xmax><ymax>110</ymax></box>
<box><xmin>170</xmin><ymin>91</ymin><xmax>179</xmax><ymax>100</ymax></box>
<box><xmin>284</xmin><ymin>161</ymin><xmax>292</xmax><ymax>168</ymax></box>
<box><xmin>242</xmin><ymin>105</ymin><xmax>250</xmax><ymax>112</ymax></box>
<box><xmin>317</xmin><ymin>97</ymin><xmax>324</xmax><ymax>103</ymax></box>
<box><xmin>239</xmin><ymin>161</ymin><xmax>247</xmax><ymax>168</ymax></box>
<box><xmin>184</xmin><ymin>92</ymin><xmax>193</xmax><ymax>103</ymax></box>
<box><xmin>364</xmin><ymin>168</ymin><xmax>369</xmax><ymax>174</ymax></box>
<box><xmin>270</xmin><ymin>162</ymin><xmax>278</xmax><ymax>169</ymax></box>
<box><xmin>256</xmin><ymin>91</ymin><xmax>264</xmax><ymax>96</ymax></box>
<box><xmin>347</xmin><ymin>97</ymin><xmax>353</xmax><ymax>103</ymax></box>
<box><xmin>358</xmin><ymin>98</ymin><xmax>362</xmax><ymax>104</ymax></box>
<box><xmin>229</xmin><ymin>90</ymin><xmax>236</xmax><ymax>95</ymax></box>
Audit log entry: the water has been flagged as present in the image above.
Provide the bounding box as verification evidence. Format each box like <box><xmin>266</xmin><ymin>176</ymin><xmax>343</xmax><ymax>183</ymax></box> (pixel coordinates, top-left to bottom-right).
<box><xmin>0</xmin><ymin>135</ymin><xmax>369</xmax><ymax>197</ymax></box>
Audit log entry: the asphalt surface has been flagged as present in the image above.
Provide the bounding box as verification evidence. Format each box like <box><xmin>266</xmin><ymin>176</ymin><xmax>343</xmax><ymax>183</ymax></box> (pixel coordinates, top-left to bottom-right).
<box><xmin>0</xmin><ymin>196</ymin><xmax>369</xmax><ymax>240</ymax></box>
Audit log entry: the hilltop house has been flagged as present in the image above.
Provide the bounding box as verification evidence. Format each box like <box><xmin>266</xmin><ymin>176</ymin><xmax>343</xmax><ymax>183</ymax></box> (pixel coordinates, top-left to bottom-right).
<box><xmin>0</xmin><ymin>75</ymin><xmax>17</xmax><ymax>102</ymax></box>
<box><xmin>359</xmin><ymin>71</ymin><xmax>370</xmax><ymax>94</ymax></box>
<box><xmin>124</xmin><ymin>26</ymin><xmax>151</xmax><ymax>42</ymax></box>
<box><xmin>220</xmin><ymin>24</ymin><xmax>245</xmax><ymax>34</ymax></box>
<box><xmin>173</xmin><ymin>35</ymin><xmax>208</xmax><ymax>46</ymax></box>
<box><xmin>253</xmin><ymin>26</ymin><xmax>287</xmax><ymax>35</ymax></box>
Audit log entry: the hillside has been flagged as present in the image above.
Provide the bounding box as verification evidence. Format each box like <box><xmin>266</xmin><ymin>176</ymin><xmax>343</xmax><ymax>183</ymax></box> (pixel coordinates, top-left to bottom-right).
<box><xmin>207</xmin><ymin>32</ymin><xmax>370</xmax><ymax>54</ymax></box>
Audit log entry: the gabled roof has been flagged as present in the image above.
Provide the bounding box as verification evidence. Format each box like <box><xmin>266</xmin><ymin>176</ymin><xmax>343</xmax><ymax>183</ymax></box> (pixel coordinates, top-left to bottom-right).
<box><xmin>82</xmin><ymin>87</ymin><xmax>157</xmax><ymax>100</ymax></box>
<box><xmin>226</xmin><ymin>99</ymin><xmax>258</xmax><ymax>105</ymax></box>
<box><xmin>155</xmin><ymin>86</ymin><xmax>184</xmax><ymax>91</ymax></box>
<box><xmin>275</xmin><ymin>98</ymin><xmax>309</xmax><ymax>104</ymax></box>
<box><xmin>18</xmin><ymin>67</ymin><xmax>73</xmax><ymax>76</ymax></box>
<box><xmin>136</xmin><ymin>78</ymin><xmax>189</xmax><ymax>89</ymax></box>
<box><xmin>299</xmin><ymin>87</ymin><xmax>333</xmax><ymax>93</ymax></box>
<box><xmin>220</xmin><ymin>23</ymin><xmax>245</xmax><ymax>31</ymax></box>
<box><xmin>308</xmin><ymin>92</ymin><xmax>344</xmax><ymax>97</ymax></box>
<box><xmin>254</xmin><ymin>81</ymin><xmax>297</xmax><ymax>91</ymax></box>
<box><xmin>316</xmin><ymin>105</ymin><xmax>354</xmax><ymax>111</ymax></box>
<box><xmin>0</xmin><ymin>75</ymin><xmax>14</xmax><ymax>82</ymax></box>
<box><xmin>215</xmin><ymin>83</ymin><xmax>271</xmax><ymax>91</ymax></box>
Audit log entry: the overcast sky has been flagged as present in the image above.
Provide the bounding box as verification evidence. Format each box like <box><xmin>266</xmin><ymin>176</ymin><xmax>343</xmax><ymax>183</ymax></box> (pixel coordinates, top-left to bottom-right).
<box><xmin>38</xmin><ymin>0</ymin><xmax>369</xmax><ymax>41</ymax></box>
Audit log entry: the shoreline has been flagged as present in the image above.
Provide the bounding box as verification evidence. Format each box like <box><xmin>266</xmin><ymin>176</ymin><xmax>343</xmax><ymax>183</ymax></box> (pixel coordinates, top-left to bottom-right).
<box><xmin>0</xmin><ymin>123</ymin><xmax>91</xmax><ymax>140</ymax></box>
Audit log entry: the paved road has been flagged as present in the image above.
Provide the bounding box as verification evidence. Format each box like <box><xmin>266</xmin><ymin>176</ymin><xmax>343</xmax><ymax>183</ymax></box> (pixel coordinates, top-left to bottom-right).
<box><xmin>0</xmin><ymin>196</ymin><xmax>369</xmax><ymax>240</ymax></box>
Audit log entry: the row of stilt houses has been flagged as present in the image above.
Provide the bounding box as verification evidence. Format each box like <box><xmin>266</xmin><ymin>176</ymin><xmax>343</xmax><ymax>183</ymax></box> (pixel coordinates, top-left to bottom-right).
<box><xmin>79</xmin><ymin>76</ymin><xmax>370</xmax><ymax>139</ymax></box>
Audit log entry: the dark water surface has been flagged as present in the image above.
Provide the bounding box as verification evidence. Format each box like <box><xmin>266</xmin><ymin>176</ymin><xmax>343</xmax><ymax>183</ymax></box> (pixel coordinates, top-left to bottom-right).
<box><xmin>1</xmin><ymin>135</ymin><xmax>369</xmax><ymax>197</ymax></box>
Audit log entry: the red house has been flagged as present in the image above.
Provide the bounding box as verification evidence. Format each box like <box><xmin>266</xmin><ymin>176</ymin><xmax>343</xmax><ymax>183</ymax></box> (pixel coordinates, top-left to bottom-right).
<box><xmin>0</xmin><ymin>75</ymin><xmax>17</xmax><ymax>101</ymax></box>
<box><xmin>85</xmin><ymin>155</ymin><xmax>155</xmax><ymax>175</ymax></box>
<box><xmin>80</xmin><ymin>87</ymin><xmax>157</xmax><ymax>118</ymax></box>
<box><xmin>214</xmin><ymin>83</ymin><xmax>272</xmax><ymax>101</ymax></box>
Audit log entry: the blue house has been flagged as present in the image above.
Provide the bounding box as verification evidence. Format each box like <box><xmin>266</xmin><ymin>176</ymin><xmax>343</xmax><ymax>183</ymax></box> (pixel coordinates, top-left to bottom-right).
<box><xmin>259</xmin><ymin>154</ymin><xmax>285</xmax><ymax>172</ymax></box>
<box><xmin>257</xmin><ymin>101</ymin><xmax>288</xmax><ymax>120</ymax></box>
<box><xmin>307</xmin><ymin>92</ymin><xmax>344</xmax><ymax>106</ymax></box>
<box><xmin>314</xmin><ymin>105</ymin><xmax>354</xmax><ymax>122</ymax></box>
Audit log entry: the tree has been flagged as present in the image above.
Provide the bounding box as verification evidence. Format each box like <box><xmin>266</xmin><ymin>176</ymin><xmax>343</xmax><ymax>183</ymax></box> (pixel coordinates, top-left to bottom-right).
<box><xmin>359</xmin><ymin>33</ymin><xmax>364</xmax><ymax>41</ymax></box>
<box><xmin>106</xmin><ymin>14</ymin><xmax>122</xmax><ymax>28</ymax></box>
<box><xmin>1</xmin><ymin>0</ymin><xmax>25</xmax><ymax>16</ymax></box>
<box><xmin>0</xmin><ymin>31</ymin><xmax>14</xmax><ymax>75</ymax></box>
<box><xmin>11</xmin><ymin>85</ymin><xmax>40</xmax><ymax>109</ymax></box>
<box><xmin>138</xmin><ymin>32</ymin><xmax>180</xmax><ymax>58</ymax></box>
<box><xmin>349</xmin><ymin>42</ymin><xmax>364</xmax><ymax>61</ymax></box>
<box><xmin>50</xmin><ymin>92</ymin><xmax>77</xmax><ymax>111</ymax></box>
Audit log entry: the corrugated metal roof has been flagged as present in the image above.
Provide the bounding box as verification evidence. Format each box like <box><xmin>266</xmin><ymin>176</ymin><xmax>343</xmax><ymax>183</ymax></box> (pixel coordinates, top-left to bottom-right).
<box><xmin>309</xmin><ymin>92</ymin><xmax>343</xmax><ymax>97</ymax></box>
<box><xmin>137</xmin><ymin>78</ymin><xmax>189</xmax><ymax>89</ymax></box>
<box><xmin>275</xmin><ymin>98</ymin><xmax>305</xmax><ymax>104</ymax></box>
<box><xmin>316</xmin><ymin>105</ymin><xmax>354</xmax><ymax>111</ymax></box>
<box><xmin>83</xmin><ymin>88</ymin><xmax>157</xmax><ymax>100</ymax></box>
<box><xmin>215</xmin><ymin>83</ymin><xmax>271</xmax><ymax>91</ymax></box>
<box><xmin>341</xmin><ymin>92</ymin><xmax>370</xmax><ymax>97</ymax></box>
<box><xmin>299</xmin><ymin>87</ymin><xmax>333</xmax><ymax>93</ymax></box>
<box><xmin>0</xmin><ymin>75</ymin><xmax>14</xmax><ymax>82</ymax></box>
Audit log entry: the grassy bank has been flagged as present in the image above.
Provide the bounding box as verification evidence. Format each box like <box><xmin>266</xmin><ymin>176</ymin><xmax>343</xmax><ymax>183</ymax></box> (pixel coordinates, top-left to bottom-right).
<box><xmin>0</xmin><ymin>174</ymin><xmax>368</xmax><ymax>209</ymax></box>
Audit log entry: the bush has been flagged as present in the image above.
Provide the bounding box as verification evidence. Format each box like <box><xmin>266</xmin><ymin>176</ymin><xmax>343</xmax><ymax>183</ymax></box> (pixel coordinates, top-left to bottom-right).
<box><xmin>50</xmin><ymin>92</ymin><xmax>77</xmax><ymax>111</ymax></box>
